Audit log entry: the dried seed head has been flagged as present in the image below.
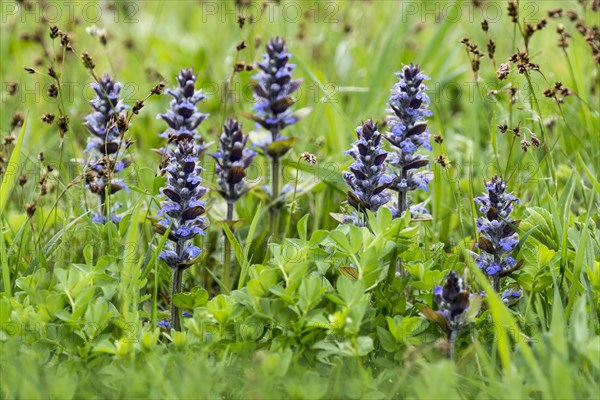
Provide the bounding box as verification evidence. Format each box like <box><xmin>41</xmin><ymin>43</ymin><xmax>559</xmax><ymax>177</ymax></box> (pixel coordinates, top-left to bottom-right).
<box><xmin>487</xmin><ymin>38</ymin><xmax>496</xmax><ymax>59</ymax></box>
<box><xmin>234</xmin><ymin>62</ymin><xmax>247</xmax><ymax>72</ymax></box>
<box><xmin>481</xmin><ymin>19</ymin><xmax>489</xmax><ymax>32</ymax></box>
<box><xmin>50</xmin><ymin>25</ymin><xmax>59</xmax><ymax>39</ymax></box>
<box><xmin>513</xmin><ymin>125</ymin><xmax>521</xmax><ymax>137</ymax></box>
<box><xmin>59</xmin><ymin>31</ymin><xmax>72</xmax><ymax>50</ymax></box>
<box><xmin>7</xmin><ymin>82</ymin><xmax>18</xmax><ymax>95</ymax></box>
<box><xmin>82</xmin><ymin>52</ymin><xmax>95</xmax><ymax>70</ymax></box>
<box><xmin>530</xmin><ymin>134</ymin><xmax>541</xmax><ymax>147</ymax></box>
<box><xmin>301</xmin><ymin>152</ymin><xmax>317</xmax><ymax>165</ymax></box>
<box><xmin>520</xmin><ymin>139</ymin><xmax>530</xmax><ymax>152</ymax></box>
<box><xmin>117</xmin><ymin>115</ymin><xmax>129</xmax><ymax>133</ymax></box>
<box><xmin>435</xmin><ymin>155</ymin><xmax>451</xmax><ymax>169</ymax></box>
<box><xmin>25</xmin><ymin>202</ymin><xmax>37</xmax><ymax>216</ymax></box>
<box><xmin>151</xmin><ymin>81</ymin><xmax>166</xmax><ymax>95</ymax></box>
<box><xmin>18</xmin><ymin>174</ymin><xmax>28</xmax><ymax>186</ymax></box>
<box><xmin>543</xmin><ymin>87</ymin><xmax>555</xmax><ymax>97</ymax></box>
<box><xmin>10</xmin><ymin>112</ymin><xmax>25</xmax><ymax>130</ymax></box>
<box><xmin>433</xmin><ymin>135</ymin><xmax>443</xmax><ymax>144</ymax></box>
<box><xmin>236</xmin><ymin>40</ymin><xmax>247</xmax><ymax>51</ymax></box>
<box><xmin>507</xmin><ymin>1</ymin><xmax>518</xmax><ymax>23</ymax></box>
<box><xmin>40</xmin><ymin>179</ymin><xmax>47</xmax><ymax>196</ymax></box>
<box><xmin>132</xmin><ymin>100</ymin><xmax>144</xmax><ymax>114</ymax></box>
<box><xmin>41</xmin><ymin>113</ymin><xmax>55</xmax><ymax>124</ymax></box>
<box><xmin>57</xmin><ymin>115</ymin><xmax>69</xmax><ymax>138</ymax></box>
<box><xmin>566</xmin><ymin>10</ymin><xmax>578</xmax><ymax>21</ymax></box>
<box><xmin>237</xmin><ymin>14</ymin><xmax>246</xmax><ymax>29</ymax></box>
<box><xmin>537</xmin><ymin>18</ymin><xmax>547</xmax><ymax>30</ymax></box>
<box><xmin>38</xmin><ymin>152</ymin><xmax>45</xmax><ymax>162</ymax></box>
<box><xmin>24</xmin><ymin>67</ymin><xmax>35</xmax><ymax>74</ymax></box>
<box><xmin>48</xmin><ymin>66</ymin><xmax>57</xmax><ymax>79</ymax></box>
<box><xmin>547</xmin><ymin>9</ymin><xmax>562</xmax><ymax>18</ymax></box>
<box><xmin>498</xmin><ymin>124</ymin><xmax>508</xmax><ymax>133</ymax></box>
<box><xmin>47</xmin><ymin>83</ymin><xmax>58</xmax><ymax>98</ymax></box>
<box><xmin>3</xmin><ymin>135</ymin><xmax>16</xmax><ymax>145</ymax></box>
<box><xmin>555</xmin><ymin>81</ymin><xmax>572</xmax><ymax>96</ymax></box>
<box><xmin>496</xmin><ymin>62</ymin><xmax>511</xmax><ymax>80</ymax></box>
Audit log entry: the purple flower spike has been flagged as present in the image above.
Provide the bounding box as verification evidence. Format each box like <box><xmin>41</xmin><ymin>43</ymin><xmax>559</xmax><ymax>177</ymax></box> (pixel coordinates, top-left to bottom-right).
<box><xmin>433</xmin><ymin>271</ymin><xmax>471</xmax><ymax>337</ymax></box>
<box><xmin>210</xmin><ymin>118</ymin><xmax>256</xmax><ymax>203</ymax></box>
<box><xmin>83</xmin><ymin>73</ymin><xmax>131</xmax><ymax>224</ymax></box>
<box><xmin>158</xmin><ymin>68</ymin><xmax>209</xmax><ymax>149</ymax></box>
<box><xmin>155</xmin><ymin>138</ymin><xmax>208</xmax><ymax>269</ymax></box>
<box><xmin>250</xmin><ymin>37</ymin><xmax>302</xmax><ymax>158</ymax></box>
<box><xmin>343</xmin><ymin>119</ymin><xmax>392</xmax><ymax>215</ymax></box>
<box><xmin>472</xmin><ymin>176</ymin><xmax>521</xmax><ymax>283</ymax></box>
<box><xmin>384</xmin><ymin>63</ymin><xmax>433</xmax><ymax>216</ymax></box>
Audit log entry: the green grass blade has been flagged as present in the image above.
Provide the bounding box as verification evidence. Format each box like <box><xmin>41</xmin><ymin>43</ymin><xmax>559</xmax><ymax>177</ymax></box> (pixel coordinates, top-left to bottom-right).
<box><xmin>0</xmin><ymin>118</ymin><xmax>27</xmax><ymax>218</ymax></box>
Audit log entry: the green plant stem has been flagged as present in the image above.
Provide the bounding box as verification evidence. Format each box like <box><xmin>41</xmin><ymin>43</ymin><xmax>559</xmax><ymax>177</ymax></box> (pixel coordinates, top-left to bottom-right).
<box><xmin>396</xmin><ymin>169</ymin><xmax>408</xmax><ymax>276</ymax></box>
<box><xmin>152</xmin><ymin>253</ymin><xmax>159</xmax><ymax>328</ymax></box>
<box><xmin>270</xmin><ymin>155</ymin><xmax>280</xmax><ymax>238</ymax></box>
<box><xmin>285</xmin><ymin>157</ymin><xmax>302</xmax><ymax>238</ymax></box>
<box><xmin>1</xmin><ymin>220</ymin><xmax>10</xmax><ymax>297</ymax></box>
<box><xmin>398</xmin><ymin>169</ymin><xmax>408</xmax><ymax>214</ymax></box>
<box><xmin>449</xmin><ymin>329</ymin><xmax>457</xmax><ymax>361</ymax></box>
<box><xmin>223</xmin><ymin>202</ymin><xmax>234</xmax><ymax>290</ymax></box>
<box><xmin>492</xmin><ymin>255</ymin><xmax>501</xmax><ymax>292</ymax></box>
<box><xmin>171</xmin><ymin>242</ymin><xmax>184</xmax><ymax>331</ymax></box>
<box><xmin>524</xmin><ymin>73</ymin><xmax>556</xmax><ymax>193</ymax></box>
<box><xmin>171</xmin><ymin>266</ymin><xmax>183</xmax><ymax>331</ymax></box>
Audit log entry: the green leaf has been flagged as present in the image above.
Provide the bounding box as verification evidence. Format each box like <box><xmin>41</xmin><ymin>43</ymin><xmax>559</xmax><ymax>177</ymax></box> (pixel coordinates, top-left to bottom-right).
<box><xmin>223</xmin><ymin>223</ymin><xmax>245</xmax><ymax>268</ymax></box>
<box><xmin>336</xmin><ymin>276</ymin><xmax>364</xmax><ymax>305</ymax></box>
<box><xmin>172</xmin><ymin>293</ymin><xmax>196</xmax><ymax>309</ymax></box>
<box><xmin>329</xmin><ymin>230</ymin><xmax>352</xmax><ymax>253</ymax></box>
<box><xmin>521</xmin><ymin>207</ymin><xmax>559</xmax><ymax>250</ymax></box>
<box><xmin>297</xmin><ymin>214</ymin><xmax>309</xmax><ymax>242</ymax></box>
<box><xmin>191</xmin><ymin>286</ymin><xmax>209</xmax><ymax>307</ymax></box>
<box><xmin>308</xmin><ymin>230</ymin><xmax>328</xmax><ymax>246</ymax></box>
<box><xmin>355</xmin><ymin>336</ymin><xmax>374</xmax><ymax>356</ymax></box>
<box><xmin>266</xmin><ymin>137</ymin><xmax>298</xmax><ymax>158</ymax></box>
<box><xmin>376</xmin><ymin>326</ymin><xmax>398</xmax><ymax>352</ymax></box>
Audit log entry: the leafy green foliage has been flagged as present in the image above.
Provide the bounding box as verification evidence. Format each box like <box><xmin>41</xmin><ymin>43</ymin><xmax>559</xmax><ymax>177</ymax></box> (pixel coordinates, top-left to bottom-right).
<box><xmin>1</xmin><ymin>1</ymin><xmax>599</xmax><ymax>399</ymax></box>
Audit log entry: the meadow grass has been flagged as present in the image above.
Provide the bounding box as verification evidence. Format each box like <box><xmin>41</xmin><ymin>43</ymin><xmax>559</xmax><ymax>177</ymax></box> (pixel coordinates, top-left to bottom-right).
<box><xmin>0</xmin><ymin>1</ymin><xmax>599</xmax><ymax>398</ymax></box>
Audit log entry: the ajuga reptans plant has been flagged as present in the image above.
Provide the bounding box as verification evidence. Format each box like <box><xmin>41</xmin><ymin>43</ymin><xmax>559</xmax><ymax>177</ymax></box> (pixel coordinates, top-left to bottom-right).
<box><xmin>84</xmin><ymin>73</ymin><xmax>131</xmax><ymax>224</ymax></box>
<box><xmin>385</xmin><ymin>63</ymin><xmax>433</xmax><ymax>217</ymax></box>
<box><xmin>250</xmin><ymin>37</ymin><xmax>302</xmax><ymax>235</ymax></box>
<box><xmin>155</xmin><ymin>68</ymin><xmax>210</xmax><ymax>330</ymax></box>
<box><xmin>211</xmin><ymin>118</ymin><xmax>256</xmax><ymax>209</ymax></box>
<box><xmin>154</xmin><ymin>138</ymin><xmax>208</xmax><ymax>331</ymax></box>
<box><xmin>210</xmin><ymin>118</ymin><xmax>256</xmax><ymax>289</ymax></box>
<box><xmin>342</xmin><ymin>119</ymin><xmax>392</xmax><ymax>224</ymax></box>
<box><xmin>471</xmin><ymin>176</ymin><xmax>522</xmax><ymax>292</ymax></box>
<box><xmin>433</xmin><ymin>271</ymin><xmax>472</xmax><ymax>359</ymax></box>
